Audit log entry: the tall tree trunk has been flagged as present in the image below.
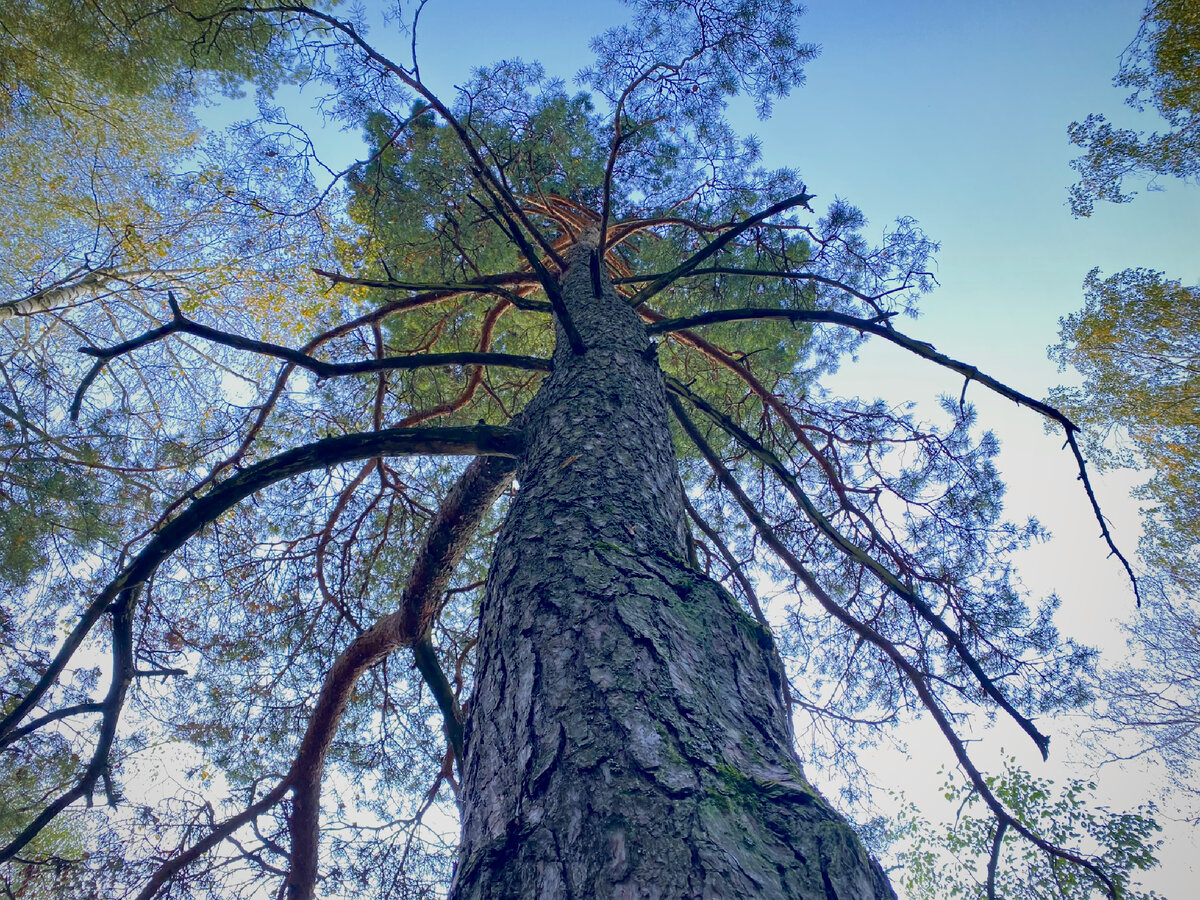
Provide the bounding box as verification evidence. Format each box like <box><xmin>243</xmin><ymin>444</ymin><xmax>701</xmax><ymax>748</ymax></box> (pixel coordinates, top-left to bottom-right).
<box><xmin>451</xmin><ymin>241</ymin><xmax>894</xmax><ymax>899</ymax></box>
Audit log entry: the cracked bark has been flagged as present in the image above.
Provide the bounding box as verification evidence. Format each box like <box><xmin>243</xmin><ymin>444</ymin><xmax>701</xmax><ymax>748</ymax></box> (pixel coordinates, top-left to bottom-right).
<box><xmin>450</xmin><ymin>242</ymin><xmax>894</xmax><ymax>899</ymax></box>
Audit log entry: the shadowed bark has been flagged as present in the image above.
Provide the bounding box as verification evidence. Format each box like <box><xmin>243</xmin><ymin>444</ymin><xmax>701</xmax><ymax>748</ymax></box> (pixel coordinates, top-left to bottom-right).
<box><xmin>450</xmin><ymin>242</ymin><xmax>893</xmax><ymax>899</ymax></box>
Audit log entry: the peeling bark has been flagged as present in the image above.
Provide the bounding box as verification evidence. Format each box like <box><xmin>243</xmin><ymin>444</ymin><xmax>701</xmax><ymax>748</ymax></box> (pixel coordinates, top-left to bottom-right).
<box><xmin>451</xmin><ymin>243</ymin><xmax>893</xmax><ymax>899</ymax></box>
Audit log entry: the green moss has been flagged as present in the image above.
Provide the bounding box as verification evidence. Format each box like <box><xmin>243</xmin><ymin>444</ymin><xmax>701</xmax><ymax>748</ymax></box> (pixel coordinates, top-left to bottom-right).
<box><xmin>734</xmin><ymin>604</ymin><xmax>774</xmax><ymax>647</ymax></box>
<box><xmin>652</xmin><ymin>723</ymin><xmax>690</xmax><ymax>768</ymax></box>
<box><xmin>710</xmin><ymin>762</ymin><xmax>819</xmax><ymax>812</ymax></box>
<box><xmin>713</xmin><ymin>763</ymin><xmax>765</xmax><ymax>810</ymax></box>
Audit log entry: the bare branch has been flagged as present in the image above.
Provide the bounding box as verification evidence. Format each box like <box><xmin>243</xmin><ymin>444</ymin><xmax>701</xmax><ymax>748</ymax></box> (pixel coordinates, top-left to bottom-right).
<box><xmin>626</xmin><ymin>191</ymin><xmax>815</xmax><ymax>308</ymax></box>
<box><xmin>669</xmin><ymin>395</ymin><xmax>1118</xmax><ymax>898</ymax></box>
<box><xmin>0</xmin><ymin>587</ymin><xmax>136</xmax><ymax>864</ymax></box>
<box><xmin>617</xmin><ymin>265</ymin><xmax>903</xmax><ymax>309</ymax></box>
<box><xmin>134</xmin><ymin>781</ymin><xmax>293</xmax><ymax>900</ymax></box>
<box><xmin>0</xmin><ymin>426</ymin><xmax>522</xmax><ymax>751</ymax></box>
<box><xmin>668</xmin><ymin>375</ymin><xmax>1051</xmax><ymax>758</ymax></box>
<box><xmin>987</xmin><ymin>818</ymin><xmax>1008</xmax><ymax>900</ymax></box>
<box><xmin>649</xmin><ymin>304</ymin><xmax>1140</xmax><ymax>603</ymax></box>
<box><xmin>69</xmin><ymin>295</ymin><xmax>550</xmax><ymax>420</ymax></box>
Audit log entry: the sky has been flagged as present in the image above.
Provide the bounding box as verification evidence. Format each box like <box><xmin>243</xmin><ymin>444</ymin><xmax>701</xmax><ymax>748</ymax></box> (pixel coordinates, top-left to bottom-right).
<box><xmin>219</xmin><ymin>0</ymin><xmax>1199</xmax><ymax>893</ymax></box>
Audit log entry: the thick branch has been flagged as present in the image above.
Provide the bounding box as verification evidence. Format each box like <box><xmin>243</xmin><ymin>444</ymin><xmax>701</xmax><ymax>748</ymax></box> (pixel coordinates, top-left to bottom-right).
<box><xmin>412</xmin><ymin>638</ymin><xmax>463</xmax><ymax>761</ymax></box>
<box><xmin>283</xmin><ymin>454</ymin><xmax>515</xmax><ymax>900</ymax></box>
<box><xmin>987</xmin><ymin>819</ymin><xmax>1008</xmax><ymax>900</ymax></box>
<box><xmin>0</xmin><ymin>426</ymin><xmax>521</xmax><ymax>751</ymax></box>
<box><xmin>626</xmin><ymin>191</ymin><xmax>815</xmax><ymax>308</ymax></box>
<box><xmin>649</xmin><ymin>305</ymin><xmax>1139</xmax><ymax>602</ymax></box>
<box><xmin>668</xmin><ymin>376</ymin><xmax>1050</xmax><ymax>757</ymax></box>
<box><xmin>0</xmin><ymin>266</ymin><xmax>190</xmax><ymax>321</ymax></box>
<box><xmin>0</xmin><ymin>588</ymin><xmax>136</xmax><ymax>864</ymax></box>
<box><xmin>1</xmin><ymin>702</ymin><xmax>105</xmax><ymax>745</ymax></box>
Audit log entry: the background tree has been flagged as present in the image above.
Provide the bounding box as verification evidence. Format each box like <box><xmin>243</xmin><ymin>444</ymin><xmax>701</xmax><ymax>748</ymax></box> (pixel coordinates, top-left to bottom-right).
<box><xmin>1050</xmin><ymin>269</ymin><xmax>1200</xmax><ymax>819</ymax></box>
<box><xmin>1056</xmin><ymin>0</ymin><xmax>1200</xmax><ymax>822</ymax></box>
<box><xmin>890</xmin><ymin>760</ymin><xmax>1161</xmax><ymax>900</ymax></box>
<box><xmin>0</xmin><ymin>1</ymin><xmax>1150</xmax><ymax>897</ymax></box>
<box><xmin>1068</xmin><ymin>0</ymin><xmax>1200</xmax><ymax>216</ymax></box>
<box><xmin>1050</xmin><ymin>268</ymin><xmax>1199</xmax><ymax>584</ymax></box>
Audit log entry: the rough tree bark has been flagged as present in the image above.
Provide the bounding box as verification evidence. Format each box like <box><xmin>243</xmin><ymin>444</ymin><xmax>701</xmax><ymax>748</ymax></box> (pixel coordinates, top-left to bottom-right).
<box><xmin>450</xmin><ymin>240</ymin><xmax>895</xmax><ymax>899</ymax></box>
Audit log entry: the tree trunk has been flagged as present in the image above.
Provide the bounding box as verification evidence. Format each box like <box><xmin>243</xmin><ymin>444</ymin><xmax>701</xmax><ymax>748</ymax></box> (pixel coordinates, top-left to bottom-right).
<box><xmin>450</xmin><ymin>241</ymin><xmax>895</xmax><ymax>899</ymax></box>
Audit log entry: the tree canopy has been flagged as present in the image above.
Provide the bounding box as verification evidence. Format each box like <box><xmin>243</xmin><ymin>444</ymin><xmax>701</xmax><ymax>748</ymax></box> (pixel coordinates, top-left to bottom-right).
<box><xmin>1055</xmin><ymin>0</ymin><xmax>1200</xmax><ymax>827</ymax></box>
<box><xmin>1068</xmin><ymin>0</ymin><xmax>1200</xmax><ymax>215</ymax></box>
<box><xmin>0</xmin><ymin>1</ymin><xmax>1155</xmax><ymax>897</ymax></box>
<box><xmin>1051</xmin><ymin>268</ymin><xmax>1199</xmax><ymax>582</ymax></box>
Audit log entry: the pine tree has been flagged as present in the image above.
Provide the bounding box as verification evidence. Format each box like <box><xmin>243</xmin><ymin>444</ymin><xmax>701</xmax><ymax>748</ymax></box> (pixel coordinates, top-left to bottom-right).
<box><xmin>0</xmin><ymin>2</ymin><xmax>1138</xmax><ymax>896</ymax></box>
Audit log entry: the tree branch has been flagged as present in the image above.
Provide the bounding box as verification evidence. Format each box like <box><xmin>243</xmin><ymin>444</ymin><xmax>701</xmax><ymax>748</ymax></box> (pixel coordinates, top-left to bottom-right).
<box><xmin>0</xmin><ymin>426</ymin><xmax>522</xmax><ymax>751</ymax></box>
<box><xmin>617</xmin><ymin>265</ymin><xmax>901</xmax><ymax>309</ymax></box>
<box><xmin>283</xmin><ymin>454</ymin><xmax>514</xmax><ymax>900</ymax></box>
<box><xmin>668</xmin><ymin>395</ymin><xmax>1118</xmax><ymax>898</ymax></box>
<box><xmin>467</xmin><ymin>174</ymin><xmax>583</xmax><ymax>352</ymax></box>
<box><xmin>626</xmin><ymin>191</ymin><xmax>815</xmax><ymax>308</ymax></box>
<box><xmin>1</xmin><ymin>702</ymin><xmax>105</xmax><ymax>746</ymax></box>
<box><xmin>310</xmin><ymin>268</ymin><xmax>550</xmax><ymax>313</ymax></box>
<box><xmin>269</xmin><ymin>2</ymin><xmax>566</xmax><ymax>274</ymax></box>
<box><xmin>668</xmin><ymin>375</ymin><xmax>1051</xmax><ymax>758</ymax></box>
<box><xmin>649</xmin><ymin>304</ymin><xmax>1140</xmax><ymax>603</ymax></box>
<box><xmin>987</xmin><ymin>818</ymin><xmax>1008</xmax><ymax>900</ymax></box>
<box><xmin>69</xmin><ymin>295</ymin><xmax>550</xmax><ymax>421</ymax></box>
<box><xmin>134</xmin><ymin>780</ymin><xmax>293</xmax><ymax>900</ymax></box>
<box><xmin>0</xmin><ymin>587</ymin><xmax>136</xmax><ymax>864</ymax></box>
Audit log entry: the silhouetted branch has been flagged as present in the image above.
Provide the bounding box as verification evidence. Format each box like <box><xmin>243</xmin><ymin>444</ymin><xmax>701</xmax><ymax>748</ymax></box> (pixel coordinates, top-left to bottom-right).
<box><xmin>0</xmin><ymin>588</ymin><xmax>137</xmax><ymax>864</ymax></box>
<box><xmin>668</xmin><ymin>375</ymin><xmax>1051</xmax><ymax>758</ymax></box>
<box><xmin>135</xmin><ymin>780</ymin><xmax>293</xmax><ymax>900</ymax></box>
<box><xmin>468</xmin><ymin>173</ymin><xmax>585</xmax><ymax>353</ymax></box>
<box><xmin>1</xmin><ymin>702</ymin><xmax>104</xmax><ymax>747</ymax></box>
<box><xmin>311</xmin><ymin>268</ymin><xmax>550</xmax><ymax>313</ymax></box>
<box><xmin>617</xmin><ymin>265</ymin><xmax>903</xmax><ymax>309</ymax></box>
<box><xmin>987</xmin><ymin>819</ymin><xmax>1008</xmax><ymax>900</ymax></box>
<box><xmin>70</xmin><ymin>296</ymin><xmax>551</xmax><ymax>421</ymax></box>
<box><xmin>650</xmin><ymin>304</ymin><xmax>1140</xmax><ymax>604</ymax></box>
<box><xmin>626</xmin><ymin>191</ymin><xmax>815</xmax><ymax>308</ymax></box>
<box><xmin>0</xmin><ymin>426</ymin><xmax>522</xmax><ymax>754</ymax></box>
<box><xmin>669</xmin><ymin>395</ymin><xmax>1118</xmax><ymax>898</ymax></box>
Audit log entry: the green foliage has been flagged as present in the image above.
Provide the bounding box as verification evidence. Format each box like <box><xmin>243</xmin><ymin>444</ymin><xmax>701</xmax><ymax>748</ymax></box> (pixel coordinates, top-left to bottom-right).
<box><xmin>584</xmin><ymin>0</ymin><xmax>816</xmax><ymax>119</ymax></box>
<box><xmin>0</xmin><ymin>0</ymin><xmax>301</xmax><ymax>117</ymax></box>
<box><xmin>891</xmin><ymin>761</ymin><xmax>1162</xmax><ymax>899</ymax></box>
<box><xmin>1050</xmin><ymin>268</ymin><xmax>1200</xmax><ymax>578</ymax></box>
<box><xmin>1068</xmin><ymin>0</ymin><xmax>1200</xmax><ymax>215</ymax></box>
<box><xmin>1059</xmin><ymin>5</ymin><xmax>1200</xmax><ymax>830</ymax></box>
<box><xmin>0</xmin><ymin>460</ymin><xmax>114</xmax><ymax>588</ymax></box>
<box><xmin>0</xmin><ymin>1</ymin><xmax>1145</xmax><ymax>896</ymax></box>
